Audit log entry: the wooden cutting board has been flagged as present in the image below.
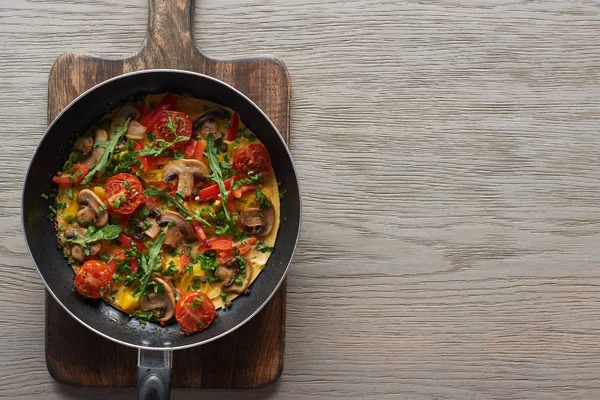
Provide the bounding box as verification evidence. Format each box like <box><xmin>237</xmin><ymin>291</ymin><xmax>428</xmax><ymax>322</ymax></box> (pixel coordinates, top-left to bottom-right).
<box><xmin>45</xmin><ymin>0</ymin><xmax>290</xmax><ymax>388</ymax></box>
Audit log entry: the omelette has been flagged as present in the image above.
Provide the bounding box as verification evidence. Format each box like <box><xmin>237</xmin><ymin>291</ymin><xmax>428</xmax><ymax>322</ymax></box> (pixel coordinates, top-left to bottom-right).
<box><xmin>50</xmin><ymin>93</ymin><xmax>279</xmax><ymax>334</ymax></box>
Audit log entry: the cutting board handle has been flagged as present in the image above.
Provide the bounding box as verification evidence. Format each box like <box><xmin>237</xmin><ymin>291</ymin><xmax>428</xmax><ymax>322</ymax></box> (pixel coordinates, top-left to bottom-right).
<box><xmin>142</xmin><ymin>0</ymin><xmax>202</xmax><ymax>62</ymax></box>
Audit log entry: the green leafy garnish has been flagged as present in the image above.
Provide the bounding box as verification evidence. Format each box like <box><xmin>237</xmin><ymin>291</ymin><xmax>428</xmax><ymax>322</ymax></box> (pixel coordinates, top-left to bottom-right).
<box><xmin>65</xmin><ymin>224</ymin><xmax>123</xmax><ymax>255</ymax></box>
<box><xmin>134</xmin><ymin>136</ymin><xmax>189</xmax><ymax>157</ymax></box>
<box><xmin>144</xmin><ymin>186</ymin><xmax>211</xmax><ymax>227</ymax></box>
<box><xmin>205</xmin><ymin>134</ymin><xmax>230</xmax><ymax>220</ymax></box>
<box><xmin>255</xmin><ymin>242</ymin><xmax>275</xmax><ymax>253</ymax></box>
<box><xmin>81</xmin><ymin>119</ymin><xmax>131</xmax><ymax>184</ymax></box>
<box><xmin>167</xmin><ymin>113</ymin><xmax>179</xmax><ymax>136</ymax></box>
<box><xmin>255</xmin><ymin>187</ymin><xmax>272</xmax><ymax>209</ymax></box>
<box><xmin>134</xmin><ymin>232</ymin><xmax>165</xmax><ymax>299</ymax></box>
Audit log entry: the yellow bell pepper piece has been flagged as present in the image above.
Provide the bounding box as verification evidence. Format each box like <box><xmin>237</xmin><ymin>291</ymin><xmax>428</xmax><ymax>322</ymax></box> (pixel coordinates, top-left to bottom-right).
<box><xmin>118</xmin><ymin>289</ymin><xmax>139</xmax><ymax>313</ymax></box>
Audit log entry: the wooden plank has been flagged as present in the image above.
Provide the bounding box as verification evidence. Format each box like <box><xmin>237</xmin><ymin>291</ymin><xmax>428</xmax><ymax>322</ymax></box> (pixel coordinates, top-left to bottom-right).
<box><xmin>44</xmin><ymin>0</ymin><xmax>290</xmax><ymax>389</ymax></box>
<box><xmin>3</xmin><ymin>0</ymin><xmax>600</xmax><ymax>398</ymax></box>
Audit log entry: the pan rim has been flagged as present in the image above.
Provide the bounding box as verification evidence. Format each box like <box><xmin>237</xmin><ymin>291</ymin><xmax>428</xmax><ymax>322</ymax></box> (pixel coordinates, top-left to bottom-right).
<box><xmin>22</xmin><ymin>68</ymin><xmax>301</xmax><ymax>351</ymax></box>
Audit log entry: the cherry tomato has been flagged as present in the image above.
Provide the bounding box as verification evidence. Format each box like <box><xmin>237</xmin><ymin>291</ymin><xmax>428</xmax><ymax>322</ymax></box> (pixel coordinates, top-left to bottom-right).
<box><xmin>52</xmin><ymin>163</ymin><xmax>89</xmax><ymax>185</ymax></box>
<box><xmin>151</xmin><ymin>110</ymin><xmax>193</xmax><ymax>143</ymax></box>
<box><xmin>74</xmin><ymin>260</ymin><xmax>112</xmax><ymax>299</ymax></box>
<box><xmin>232</xmin><ymin>144</ymin><xmax>271</xmax><ymax>176</ymax></box>
<box><xmin>107</xmin><ymin>251</ymin><xmax>139</xmax><ymax>275</ymax></box>
<box><xmin>175</xmin><ymin>291</ymin><xmax>217</xmax><ymax>334</ymax></box>
<box><xmin>106</xmin><ymin>173</ymin><xmax>145</xmax><ymax>214</ymax></box>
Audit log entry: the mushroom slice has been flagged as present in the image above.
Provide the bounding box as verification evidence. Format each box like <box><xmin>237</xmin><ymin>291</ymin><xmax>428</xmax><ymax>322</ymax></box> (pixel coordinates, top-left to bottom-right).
<box><xmin>239</xmin><ymin>207</ymin><xmax>275</xmax><ymax>238</ymax></box>
<box><xmin>214</xmin><ymin>259</ymin><xmax>253</xmax><ymax>294</ymax></box>
<box><xmin>139</xmin><ymin>277</ymin><xmax>176</xmax><ymax>322</ymax></box>
<box><xmin>80</xmin><ymin>128</ymin><xmax>108</xmax><ymax>169</ymax></box>
<box><xmin>157</xmin><ymin>210</ymin><xmax>195</xmax><ymax>248</ymax></box>
<box><xmin>69</xmin><ymin>236</ymin><xmax>101</xmax><ymax>263</ymax></box>
<box><xmin>140</xmin><ymin>218</ymin><xmax>161</xmax><ymax>239</ymax></box>
<box><xmin>162</xmin><ymin>159</ymin><xmax>209</xmax><ymax>198</ymax></box>
<box><xmin>125</xmin><ymin>120</ymin><xmax>146</xmax><ymax>140</ymax></box>
<box><xmin>73</xmin><ymin>136</ymin><xmax>94</xmax><ymax>157</ymax></box>
<box><xmin>76</xmin><ymin>189</ymin><xmax>109</xmax><ymax>227</ymax></box>
<box><xmin>111</xmin><ymin>106</ymin><xmax>140</xmax><ymax>131</ymax></box>
<box><xmin>192</xmin><ymin>107</ymin><xmax>225</xmax><ymax>131</ymax></box>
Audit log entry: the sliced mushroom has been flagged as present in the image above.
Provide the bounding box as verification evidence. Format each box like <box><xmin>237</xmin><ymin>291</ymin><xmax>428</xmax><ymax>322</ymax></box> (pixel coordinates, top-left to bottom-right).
<box><xmin>140</xmin><ymin>218</ymin><xmax>161</xmax><ymax>239</ymax></box>
<box><xmin>69</xmin><ymin>239</ymin><xmax>101</xmax><ymax>263</ymax></box>
<box><xmin>73</xmin><ymin>136</ymin><xmax>94</xmax><ymax>157</ymax></box>
<box><xmin>76</xmin><ymin>189</ymin><xmax>108</xmax><ymax>227</ymax></box>
<box><xmin>139</xmin><ymin>277</ymin><xmax>175</xmax><ymax>322</ymax></box>
<box><xmin>192</xmin><ymin>107</ymin><xmax>225</xmax><ymax>131</ymax></box>
<box><xmin>111</xmin><ymin>106</ymin><xmax>140</xmax><ymax>131</ymax></box>
<box><xmin>214</xmin><ymin>258</ymin><xmax>253</xmax><ymax>294</ymax></box>
<box><xmin>157</xmin><ymin>210</ymin><xmax>195</xmax><ymax>248</ymax></box>
<box><xmin>239</xmin><ymin>207</ymin><xmax>275</xmax><ymax>237</ymax></box>
<box><xmin>199</xmin><ymin>121</ymin><xmax>220</xmax><ymax>140</ymax></box>
<box><xmin>125</xmin><ymin>120</ymin><xmax>146</xmax><ymax>140</ymax></box>
<box><xmin>80</xmin><ymin>128</ymin><xmax>108</xmax><ymax>169</ymax></box>
<box><xmin>162</xmin><ymin>159</ymin><xmax>209</xmax><ymax>198</ymax></box>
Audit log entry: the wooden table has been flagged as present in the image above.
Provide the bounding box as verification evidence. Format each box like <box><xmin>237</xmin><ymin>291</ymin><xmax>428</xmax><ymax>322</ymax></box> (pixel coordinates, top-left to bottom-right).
<box><xmin>2</xmin><ymin>0</ymin><xmax>600</xmax><ymax>398</ymax></box>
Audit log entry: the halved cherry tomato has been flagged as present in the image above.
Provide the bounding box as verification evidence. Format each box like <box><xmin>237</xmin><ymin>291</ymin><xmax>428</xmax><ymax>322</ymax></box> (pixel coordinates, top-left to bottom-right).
<box><xmin>192</xmin><ymin>221</ymin><xmax>207</xmax><ymax>243</ymax></box>
<box><xmin>140</xmin><ymin>94</ymin><xmax>177</xmax><ymax>128</ymax></box>
<box><xmin>53</xmin><ymin>163</ymin><xmax>89</xmax><ymax>185</ymax></box>
<box><xmin>197</xmin><ymin>237</ymin><xmax>233</xmax><ymax>253</ymax></box>
<box><xmin>107</xmin><ymin>251</ymin><xmax>139</xmax><ymax>275</ymax></box>
<box><xmin>234</xmin><ymin>237</ymin><xmax>258</xmax><ymax>256</ymax></box>
<box><xmin>232</xmin><ymin>144</ymin><xmax>271</xmax><ymax>176</ymax></box>
<box><xmin>106</xmin><ymin>173</ymin><xmax>145</xmax><ymax>214</ymax></box>
<box><xmin>175</xmin><ymin>291</ymin><xmax>217</xmax><ymax>334</ymax></box>
<box><xmin>151</xmin><ymin>110</ymin><xmax>193</xmax><ymax>143</ymax></box>
<box><xmin>119</xmin><ymin>233</ymin><xmax>147</xmax><ymax>252</ymax></box>
<box><xmin>74</xmin><ymin>260</ymin><xmax>112</xmax><ymax>299</ymax></box>
<box><xmin>226</xmin><ymin>112</ymin><xmax>239</xmax><ymax>141</ymax></box>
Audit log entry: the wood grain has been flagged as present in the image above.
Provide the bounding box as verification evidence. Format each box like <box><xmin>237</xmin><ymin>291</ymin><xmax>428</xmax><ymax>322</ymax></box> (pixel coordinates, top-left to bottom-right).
<box><xmin>3</xmin><ymin>0</ymin><xmax>600</xmax><ymax>398</ymax></box>
<box><xmin>44</xmin><ymin>0</ymin><xmax>290</xmax><ymax>389</ymax></box>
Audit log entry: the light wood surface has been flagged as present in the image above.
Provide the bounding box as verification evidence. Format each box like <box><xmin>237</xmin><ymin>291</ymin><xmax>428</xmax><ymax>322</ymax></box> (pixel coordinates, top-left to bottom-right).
<box><xmin>3</xmin><ymin>0</ymin><xmax>600</xmax><ymax>398</ymax></box>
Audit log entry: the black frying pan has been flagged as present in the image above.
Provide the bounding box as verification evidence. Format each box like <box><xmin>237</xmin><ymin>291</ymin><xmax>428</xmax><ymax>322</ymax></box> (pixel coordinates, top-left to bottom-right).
<box><xmin>21</xmin><ymin>70</ymin><xmax>301</xmax><ymax>400</ymax></box>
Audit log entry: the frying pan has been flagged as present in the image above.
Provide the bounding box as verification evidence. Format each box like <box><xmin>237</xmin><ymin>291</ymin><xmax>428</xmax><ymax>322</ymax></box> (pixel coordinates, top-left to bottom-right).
<box><xmin>21</xmin><ymin>70</ymin><xmax>301</xmax><ymax>400</ymax></box>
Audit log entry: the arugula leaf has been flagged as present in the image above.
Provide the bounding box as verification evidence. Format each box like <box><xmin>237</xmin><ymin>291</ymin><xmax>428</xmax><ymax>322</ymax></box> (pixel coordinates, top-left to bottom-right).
<box><xmin>167</xmin><ymin>113</ymin><xmax>179</xmax><ymax>136</ymax></box>
<box><xmin>134</xmin><ymin>232</ymin><xmax>165</xmax><ymax>299</ymax></box>
<box><xmin>65</xmin><ymin>224</ymin><xmax>123</xmax><ymax>255</ymax></box>
<box><xmin>134</xmin><ymin>136</ymin><xmax>189</xmax><ymax>157</ymax></box>
<box><xmin>81</xmin><ymin>119</ymin><xmax>131</xmax><ymax>184</ymax></box>
<box><xmin>144</xmin><ymin>186</ymin><xmax>211</xmax><ymax>227</ymax></box>
<box><xmin>205</xmin><ymin>134</ymin><xmax>230</xmax><ymax>220</ymax></box>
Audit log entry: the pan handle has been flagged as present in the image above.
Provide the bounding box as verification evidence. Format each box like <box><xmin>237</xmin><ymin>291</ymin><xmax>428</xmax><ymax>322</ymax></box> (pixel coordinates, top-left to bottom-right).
<box><xmin>137</xmin><ymin>349</ymin><xmax>173</xmax><ymax>400</ymax></box>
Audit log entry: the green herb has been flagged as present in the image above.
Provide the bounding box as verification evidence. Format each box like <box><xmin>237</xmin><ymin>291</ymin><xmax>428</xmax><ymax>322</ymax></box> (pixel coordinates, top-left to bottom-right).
<box><xmin>167</xmin><ymin>114</ymin><xmax>179</xmax><ymax>135</ymax></box>
<box><xmin>98</xmin><ymin>204</ymin><xmax>108</xmax><ymax>212</ymax></box>
<box><xmin>98</xmin><ymin>253</ymin><xmax>111</xmax><ymax>262</ymax></box>
<box><xmin>132</xmin><ymin>310</ymin><xmax>156</xmax><ymax>321</ymax></box>
<box><xmin>255</xmin><ymin>242</ymin><xmax>275</xmax><ymax>253</ymax></box>
<box><xmin>134</xmin><ymin>232</ymin><xmax>166</xmax><ymax>298</ymax></box>
<box><xmin>234</xmin><ymin>277</ymin><xmax>243</xmax><ymax>286</ymax></box>
<box><xmin>41</xmin><ymin>193</ymin><xmax>49</xmax><ymax>200</ymax></box>
<box><xmin>144</xmin><ymin>186</ymin><xmax>210</xmax><ymax>227</ymax></box>
<box><xmin>205</xmin><ymin>134</ymin><xmax>230</xmax><ymax>221</ymax></box>
<box><xmin>279</xmin><ymin>189</ymin><xmax>287</xmax><ymax>199</ymax></box>
<box><xmin>235</xmin><ymin>255</ymin><xmax>247</xmax><ymax>277</ymax></box>
<box><xmin>191</xmin><ymin>295</ymin><xmax>204</xmax><ymax>309</ymax></box>
<box><xmin>255</xmin><ymin>188</ymin><xmax>272</xmax><ymax>209</ymax></box>
<box><xmin>146</xmin><ymin>132</ymin><xmax>155</xmax><ymax>142</ymax></box>
<box><xmin>195</xmin><ymin>251</ymin><xmax>220</xmax><ymax>271</ymax></box>
<box><xmin>67</xmin><ymin>189</ymin><xmax>73</xmax><ymax>200</ymax></box>
<box><xmin>196</xmin><ymin>321</ymin><xmax>204</xmax><ymax>328</ymax></box>
<box><xmin>221</xmin><ymin>292</ymin><xmax>227</xmax><ymax>301</ymax></box>
<box><xmin>112</xmin><ymin>274</ymin><xmax>123</xmax><ymax>283</ymax></box>
<box><xmin>135</xmin><ymin>136</ymin><xmax>189</xmax><ymax>157</ymax></box>
<box><xmin>81</xmin><ymin>119</ymin><xmax>131</xmax><ymax>184</ymax></box>
<box><xmin>64</xmin><ymin>224</ymin><xmax>123</xmax><ymax>255</ymax></box>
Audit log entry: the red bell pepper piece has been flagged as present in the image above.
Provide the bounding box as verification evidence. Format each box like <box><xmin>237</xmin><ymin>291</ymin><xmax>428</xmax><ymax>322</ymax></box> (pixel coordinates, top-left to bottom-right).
<box><xmin>216</xmin><ymin>250</ymin><xmax>234</xmax><ymax>265</ymax></box>
<box><xmin>226</xmin><ymin>112</ymin><xmax>239</xmax><ymax>141</ymax></box>
<box><xmin>52</xmin><ymin>163</ymin><xmax>89</xmax><ymax>185</ymax></box>
<box><xmin>179</xmin><ymin>254</ymin><xmax>191</xmax><ymax>271</ymax></box>
<box><xmin>234</xmin><ymin>237</ymin><xmax>257</xmax><ymax>256</ymax></box>
<box><xmin>199</xmin><ymin>175</ymin><xmax>240</xmax><ymax>201</ymax></box>
<box><xmin>192</xmin><ymin>140</ymin><xmax>206</xmax><ymax>160</ymax></box>
<box><xmin>192</xmin><ymin>221</ymin><xmax>207</xmax><ymax>243</ymax></box>
<box><xmin>184</xmin><ymin>139</ymin><xmax>197</xmax><ymax>158</ymax></box>
<box><xmin>140</xmin><ymin>94</ymin><xmax>177</xmax><ymax>128</ymax></box>
<box><xmin>198</xmin><ymin>237</ymin><xmax>233</xmax><ymax>253</ymax></box>
<box><xmin>119</xmin><ymin>233</ymin><xmax>147</xmax><ymax>252</ymax></box>
<box><xmin>136</xmin><ymin>103</ymin><xmax>150</xmax><ymax>121</ymax></box>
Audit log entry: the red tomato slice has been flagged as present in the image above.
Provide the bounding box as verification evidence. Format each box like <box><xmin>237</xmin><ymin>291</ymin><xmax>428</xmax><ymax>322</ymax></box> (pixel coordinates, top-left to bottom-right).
<box><xmin>106</xmin><ymin>173</ymin><xmax>145</xmax><ymax>215</ymax></box>
<box><xmin>150</xmin><ymin>110</ymin><xmax>193</xmax><ymax>143</ymax></box>
<box><xmin>107</xmin><ymin>251</ymin><xmax>139</xmax><ymax>275</ymax></box>
<box><xmin>140</xmin><ymin>94</ymin><xmax>177</xmax><ymax>128</ymax></box>
<box><xmin>74</xmin><ymin>260</ymin><xmax>112</xmax><ymax>299</ymax></box>
<box><xmin>53</xmin><ymin>163</ymin><xmax>89</xmax><ymax>185</ymax></box>
<box><xmin>232</xmin><ymin>144</ymin><xmax>271</xmax><ymax>176</ymax></box>
<box><xmin>175</xmin><ymin>291</ymin><xmax>217</xmax><ymax>334</ymax></box>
